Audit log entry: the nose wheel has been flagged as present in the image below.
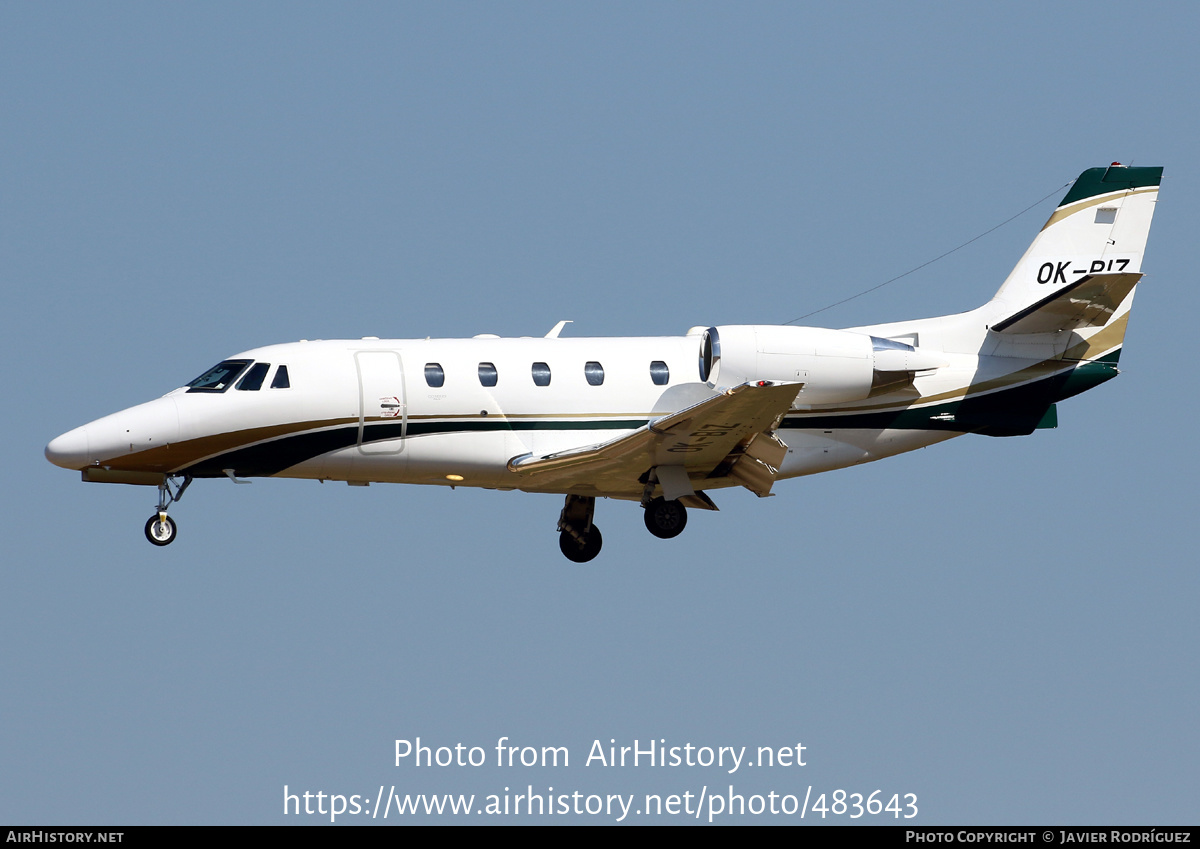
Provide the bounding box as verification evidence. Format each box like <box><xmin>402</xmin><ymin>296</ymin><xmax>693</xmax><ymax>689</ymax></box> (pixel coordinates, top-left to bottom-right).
<box><xmin>145</xmin><ymin>514</ymin><xmax>177</xmax><ymax>546</ymax></box>
<box><xmin>143</xmin><ymin>475</ymin><xmax>191</xmax><ymax>547</ymax></box>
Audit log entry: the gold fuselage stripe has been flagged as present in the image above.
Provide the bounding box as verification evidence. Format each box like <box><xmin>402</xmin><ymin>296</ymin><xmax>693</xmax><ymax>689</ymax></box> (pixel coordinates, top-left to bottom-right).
<box><xmin>97</xmin><ymin>320</ymin><xmax>1126</xmax><ymax>474</ymax></box>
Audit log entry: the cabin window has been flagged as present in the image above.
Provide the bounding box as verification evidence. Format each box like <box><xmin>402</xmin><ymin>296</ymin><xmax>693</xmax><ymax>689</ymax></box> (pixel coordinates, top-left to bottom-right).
<box><xmin>478</xmin><ymin>362</ymin><xmax>498</xmax><ymax>387</ymax></box>
<box><xmin>650</xmin><ymin>361</ymin><xmax>669</xmax><ymax>385</ymax></box>
<box><xmin>584</xmin><ymin>361</ymin><xmax>605</xmax><ymax>386</ymax></box>
<box><xmin>271</xmin><ymin>365</ymin><xmax>290</xmax><ymax>389</ymax></box>
<box><xmin>236</xmin><ymin>362</ymin><xmax>271</xmax><ymax>391</ymax></box>
<box><xmin>187</xmin><ymin>359</ymin><xmax>251</xmax><ymax>393</ymax></box>
<box><xmin>531</xmin><ymin>362</ymin><xmax>551</xmax><ymax>386</ymax></box>
<box><xmin>699</xmin><ymin>328</ymin><xmax>719</xmax><ymax>382</ymax></box>
<box><xmin>425</xmin><ymin>363</ymin><xmax>445</xmax><ymax>388</ymax></box>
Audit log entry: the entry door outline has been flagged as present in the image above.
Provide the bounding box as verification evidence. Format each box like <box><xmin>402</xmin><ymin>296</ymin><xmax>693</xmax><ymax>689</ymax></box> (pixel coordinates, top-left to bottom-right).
<box><xmin>355</xmin><ymin>350</ymin><xmax>406</xmax><ymax>455</ymax></box>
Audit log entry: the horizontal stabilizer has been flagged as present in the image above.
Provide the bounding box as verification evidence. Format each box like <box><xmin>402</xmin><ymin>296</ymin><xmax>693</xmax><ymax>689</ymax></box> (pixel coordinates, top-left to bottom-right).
<box><xmin>992</xmin><ymin>272</ymin><xmax>1141</xmax><ymax>334</ymax></box>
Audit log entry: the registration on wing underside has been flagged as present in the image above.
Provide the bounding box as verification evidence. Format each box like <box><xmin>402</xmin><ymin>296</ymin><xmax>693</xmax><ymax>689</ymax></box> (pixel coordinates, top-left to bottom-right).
<box><xmin>506</xmin><ymin>381</ymin><xmax>801</xmax><ymax>492</ymax></box>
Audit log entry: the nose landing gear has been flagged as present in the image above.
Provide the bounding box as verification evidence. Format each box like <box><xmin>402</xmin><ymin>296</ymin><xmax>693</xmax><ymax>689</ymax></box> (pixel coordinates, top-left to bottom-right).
<box><xmin>144</xmin><ymin>475</ymin><xmax>192</xmax><ymax>547</ymax></box>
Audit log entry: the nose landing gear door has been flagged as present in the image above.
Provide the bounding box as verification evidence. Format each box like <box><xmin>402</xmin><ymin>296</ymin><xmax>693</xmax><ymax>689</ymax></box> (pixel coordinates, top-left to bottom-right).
<box><xmin>355</xmin><ymin>350</ymin><xmax>406</xmax><ymax>455</ymax></box>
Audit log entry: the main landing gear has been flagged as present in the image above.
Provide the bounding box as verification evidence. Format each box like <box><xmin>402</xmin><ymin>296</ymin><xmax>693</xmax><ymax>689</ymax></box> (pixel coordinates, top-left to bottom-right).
<box><xmin>144</xmin><ymin>474</ymin><xmax>192</xmax><ymax>547</ymax></box>
<box><xmin>643</xmin><ymin>496</ymin><xmax>688</xmax><ymax>539</ymax></box>
<box><xmin>558</xmin><ymin>494</ymin><xmax>602</xmax><ymax>563</ymax></box>
<box><xmin>554</xmin><ymin>492</ymin><xmax>695</xmax><ymax>562</ymax></box>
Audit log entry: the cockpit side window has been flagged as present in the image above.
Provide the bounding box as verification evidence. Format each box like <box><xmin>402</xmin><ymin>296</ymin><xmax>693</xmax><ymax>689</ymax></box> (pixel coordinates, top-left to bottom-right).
<box><xmin>236</xmin><ymin>362</ymin><xmax>271</xmax><ymax>391</ymax></box>
<box><xmin>187</xmin><ymin>359</ymin><xmax>252</xmax><ymax>393</ymax></box>
<box><xmin>270</xmin><ymin>365</ymin><xmax>290</xmax><ymax>389</ymax></box>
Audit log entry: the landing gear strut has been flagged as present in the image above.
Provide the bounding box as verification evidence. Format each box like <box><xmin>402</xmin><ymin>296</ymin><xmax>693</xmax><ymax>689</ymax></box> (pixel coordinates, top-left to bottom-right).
<box><xmin>557</xmin><ymin>494</ymin><xmax>602</xmax><ymax>563</ymax></box>
<box><xmin>643</xmin><ymin>496</ymin><xmax>688</xmax><ymax>539</ymax></box>
<box><xmin>144</xmin><ymin>474</ymin><xmax>192</xmax><ymax>547</ymax></box>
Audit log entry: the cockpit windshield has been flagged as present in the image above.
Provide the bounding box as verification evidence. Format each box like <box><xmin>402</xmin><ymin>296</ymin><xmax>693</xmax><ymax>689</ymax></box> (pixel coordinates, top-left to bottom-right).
<box><xmin>187</xmin><ymin>359</ymin><xmax>252</xmax><ymax>393</ymax></box>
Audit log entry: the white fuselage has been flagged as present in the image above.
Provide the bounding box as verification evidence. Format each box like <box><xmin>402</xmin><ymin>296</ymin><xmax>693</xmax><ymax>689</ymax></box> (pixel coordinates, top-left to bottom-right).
<box><xmin>46</xmin><ymin>329</ymin><xmax>973</xmax><ymax>499</ymax></box>
<box><xmin>41</xmin><ymin>163</ymin><xmax>1161</xmax><ymax>557</ymax></box>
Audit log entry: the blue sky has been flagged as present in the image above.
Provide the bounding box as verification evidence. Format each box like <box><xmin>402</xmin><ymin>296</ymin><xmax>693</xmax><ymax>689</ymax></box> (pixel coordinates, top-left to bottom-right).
<box><xmin>2</xmin><ymin>1</ymin><xmax>1197</xmax><ymax>824</ymax></box>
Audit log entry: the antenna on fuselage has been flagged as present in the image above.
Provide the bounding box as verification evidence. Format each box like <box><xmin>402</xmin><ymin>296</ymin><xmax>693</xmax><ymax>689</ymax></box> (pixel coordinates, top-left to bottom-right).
<box><xmin>545</xmin><ymin>320</ymin><xmax>573</xmax><ymax>338</ymax></box>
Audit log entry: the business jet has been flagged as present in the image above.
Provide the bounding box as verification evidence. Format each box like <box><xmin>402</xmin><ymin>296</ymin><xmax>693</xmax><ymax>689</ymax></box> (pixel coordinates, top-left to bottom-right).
<box><xmin>46</xmin><ymin>164</ymin><xmax>1160</xmax><ymax>562</ymax></box>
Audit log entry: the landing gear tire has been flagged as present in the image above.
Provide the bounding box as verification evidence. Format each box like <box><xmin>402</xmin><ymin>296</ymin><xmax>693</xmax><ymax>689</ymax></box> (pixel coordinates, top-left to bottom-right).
<box><xmin>644</xmin><ymin>497</ymin><xmax>687</xmax><ymax>539</ymax></box>
<box><xmin>559</xmin><ymin>525</ymin><xmax>602</xmax><ymax>563</ymax></box>
<box><xmin>145</xmin><ymin>515</ymin><xmax>177</xmax><ymax>546</ymax></box>
<box><xmin>144</xmin><ymin>475</ymin><xmax>191</xmax><ymax>547</ymax></box>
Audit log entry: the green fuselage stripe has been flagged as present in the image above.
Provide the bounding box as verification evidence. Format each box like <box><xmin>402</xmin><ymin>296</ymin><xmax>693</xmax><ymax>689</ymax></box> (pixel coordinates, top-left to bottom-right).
<box><xmin>181</xmin><ymin>363</ymin><xmax>1118</xmax><ymax>478</ymax></box>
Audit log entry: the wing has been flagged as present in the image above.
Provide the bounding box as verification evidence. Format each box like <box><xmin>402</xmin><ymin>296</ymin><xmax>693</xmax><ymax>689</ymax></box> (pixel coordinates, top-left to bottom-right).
<box><xmin>992</xmin><ymin>272</ymin><xmax>1141</xmax><ymax>334</ymax></box>
<box><xmin>507</xmin><ymin>381</ymin><xmax>801</xmax><ymax>500</ymax></box>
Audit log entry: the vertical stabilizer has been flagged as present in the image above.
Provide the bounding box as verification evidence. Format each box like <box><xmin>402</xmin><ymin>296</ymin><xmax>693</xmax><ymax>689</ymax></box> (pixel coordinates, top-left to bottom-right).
<box><xmin>990</xmin><ymin>165</ymin><xmax>1161</xmax><ymax>316</ymax></box>
<box><xmin>985</xmin><ymin>165</ymin><xmax>1161</xmax><ymax>363</ymax></box>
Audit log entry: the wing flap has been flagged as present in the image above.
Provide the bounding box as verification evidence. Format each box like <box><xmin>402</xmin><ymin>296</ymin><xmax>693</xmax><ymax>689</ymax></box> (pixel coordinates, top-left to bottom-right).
<box><xmin>508</xmin><ymin>381</ymin><xmax>800</xmax><ymax>495</ymax></box>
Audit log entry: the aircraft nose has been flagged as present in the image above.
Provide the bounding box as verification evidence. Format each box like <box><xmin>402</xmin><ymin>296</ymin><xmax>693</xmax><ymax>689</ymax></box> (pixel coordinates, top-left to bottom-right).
<box><xmin>45</xmin><ymin>426</ymin><xmax>90</xmax><ymax>470</ymax></box>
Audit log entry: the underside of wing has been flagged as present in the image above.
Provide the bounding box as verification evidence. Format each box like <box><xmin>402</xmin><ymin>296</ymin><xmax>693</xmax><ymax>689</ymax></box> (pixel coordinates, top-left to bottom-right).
<box><xmin>507</xmin><ymin>381</ymin><xmax>801</xmax><ymax>499</ymax></box>
<box><xmin>992</xmin><ymin>272</ymin><xmax>1141</xmax><ymax>334</ymax></box>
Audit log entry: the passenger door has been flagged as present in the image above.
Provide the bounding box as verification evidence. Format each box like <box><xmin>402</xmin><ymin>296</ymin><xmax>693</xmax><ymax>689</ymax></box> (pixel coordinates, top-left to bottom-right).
<box><xmin>355</xmin><ymin>350</ymin><xmax>406</xmax><ymax>455</ymax></box>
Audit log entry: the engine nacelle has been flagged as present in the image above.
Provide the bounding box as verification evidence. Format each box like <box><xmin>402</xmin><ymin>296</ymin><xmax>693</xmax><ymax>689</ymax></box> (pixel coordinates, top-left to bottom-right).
<box><xmin>700</xmin><ymin>325</ymin><xmax>877</xmax><ymax>405</ymax></box>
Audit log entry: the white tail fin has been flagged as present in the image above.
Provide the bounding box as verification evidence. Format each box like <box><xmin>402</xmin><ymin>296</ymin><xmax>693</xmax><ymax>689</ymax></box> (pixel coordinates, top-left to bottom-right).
<box><xmin>990</xmin><ymin>164</ymin><xmax>1161</xmax><ymax>319</ymax></box>
<box><xmin>984</xmin><ymin>164</ymin><xmax>1161</xmax><ymax>364</ymax></box>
